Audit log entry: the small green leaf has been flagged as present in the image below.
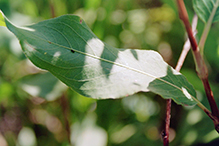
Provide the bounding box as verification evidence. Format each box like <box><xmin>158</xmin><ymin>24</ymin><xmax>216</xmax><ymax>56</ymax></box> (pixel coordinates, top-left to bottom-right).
<box><xmin>193</xmin><ymin>0</ymin><xmax>219</xmax><ymax>23</ymax></box>
<box><xmin>1</xmin><ymin>12</ymin><xmax>197</xmax><ymax>106</ymax></box>
<box><xmin>20</xmin><ymin>72</ymin><xmax>67</xmax><ymax>101</ymax></box>
<box><xmin>0</xmin><ymin>10</ymin><xmax>6</xmax><ymax>27</ymax></box>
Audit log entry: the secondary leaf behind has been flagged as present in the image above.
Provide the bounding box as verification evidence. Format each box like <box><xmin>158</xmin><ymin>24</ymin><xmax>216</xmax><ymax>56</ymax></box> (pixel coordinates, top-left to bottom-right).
<box><xmin>193</xmin><ymin>0</ymin><xmax>219</xmax><ymax>23</ymax></box>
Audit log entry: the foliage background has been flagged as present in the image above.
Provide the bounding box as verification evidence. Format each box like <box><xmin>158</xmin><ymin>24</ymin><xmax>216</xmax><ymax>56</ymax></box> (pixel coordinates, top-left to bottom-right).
<box><xmin>0</xmin><ymin>0</ymin><xmax>219</xmax><ymax>145</ymax></box>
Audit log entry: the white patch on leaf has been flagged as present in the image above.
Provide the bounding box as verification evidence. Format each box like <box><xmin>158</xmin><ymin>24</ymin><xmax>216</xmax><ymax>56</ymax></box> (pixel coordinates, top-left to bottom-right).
<box><xmin>51</xmin><ymin>51</ymin><xmax>61</xmax><ymax>64</ymax></box>
<box><xmin>85</xmin><ymin>38</ymin><xmax>104</xmax><ymax>56</ymax></box>
<box><xmin>23</xmin><ymin>42</ymin><xmax>36</xmax><ymax>57</ymax></box>
<box><xmin>182</xmin><ymin>87</ymin><xmax>193</xmax><ymax>101</ymax></box>
<box><xmin>22</xmin><ymin>84</ymin><xmax>40</xmax><ymax>97</ymax></box>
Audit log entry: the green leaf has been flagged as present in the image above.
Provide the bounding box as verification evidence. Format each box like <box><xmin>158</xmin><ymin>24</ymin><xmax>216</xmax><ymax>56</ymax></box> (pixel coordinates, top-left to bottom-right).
<box><xmin>0</xmin><ymin>11</ymin><xmax>197</xmax><ymax>106</ymax></box>
<box><xmin>20</xmin><ymin>72</ymin><xmax>67</xmax><ymax>101</ymax></box>
<box><xmin>0</xmin><ymin>10</ymin><xmax>6</xmax><ymax>27</ymax></box>
<box><xmin>193</xmin><ymin>0</ymin><xmax>219</xmax><ymax>23</ymax></box>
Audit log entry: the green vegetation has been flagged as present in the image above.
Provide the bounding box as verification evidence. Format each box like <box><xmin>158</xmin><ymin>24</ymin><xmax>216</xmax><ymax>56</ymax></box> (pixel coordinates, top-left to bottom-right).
<box><xmin>0</xmin><ymin>0</ymin><xmax>219</xmax><ymax>145</ymax></box>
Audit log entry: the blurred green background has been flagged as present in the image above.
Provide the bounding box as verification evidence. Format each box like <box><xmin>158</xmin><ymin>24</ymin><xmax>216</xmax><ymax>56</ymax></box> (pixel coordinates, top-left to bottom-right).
<box><xmin>0</xmin><ymin>0</ymin><xmax>219</xmax><ymax>145</ymax></box>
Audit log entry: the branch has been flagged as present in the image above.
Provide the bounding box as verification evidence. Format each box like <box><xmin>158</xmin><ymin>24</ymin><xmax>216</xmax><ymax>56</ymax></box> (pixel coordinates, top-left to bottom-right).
<box><xmin>176</xmin><ymin>0</ymin><xmax>219</xmax><ymax>133</ymax></box>
<box><xmin>176</xmin><ymin>0</ymin><xmax>198</xmax><ymax>52</ymax></box>
<box><xmin>175</xmin><ymin>14</ymin><xmax>198</xmax><ymax>71</ymax></box>
<box><xmin>163</xmin><ymin>99</ymin><xmax>171</xmax><ymax>146</ymax></box>
<box><xmin>162</xmin><ymin>14</ymin><xmax>198</xmax><ymax>146</ymax></box>
<box><xmin>49</xmin><ymin>0</ymin><xmax>56</xmax><ymax>18</ymax></box>
<box><xmin>60</xmin><ymin>93</ymin><xmax>71</xmax><ymax>144</ymax></box>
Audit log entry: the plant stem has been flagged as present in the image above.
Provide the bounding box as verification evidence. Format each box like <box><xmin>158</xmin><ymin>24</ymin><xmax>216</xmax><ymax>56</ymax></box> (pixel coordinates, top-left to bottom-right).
<box><xmin>175</xmin><ymin>40</ymin><xmax>190</xmax><ymax>71</ymax></box>
<box><xmin>176</xmin><ymin>0</ymin><xmax>198</xmax><ymax>52</ymax></box>
<box><xmin>49</xmin><ymin>0</ymin><xmax>56</xmax><ymax>18</ymax></box>
<box><xmin>163</xmin><ymin>99</ymin><xmax>171</xmax><ymax>146</ymax></box>
<box><xmin>162</xmin><ymin>14</ymin><xmax>198</xmax><ymax>146</ymax></box>
<box><xmin>60</xmin><ymin>93</ymin><xmax>71</xmax><ymax>144</ymax></box>
<box><xmin>176</xmin><ymin>0</ymin><xmax>219</xmax><ymax>133</ymax></box>
<box><xmin>175</xmin><ymin>15</ymin><xmax>198</xmax><ymax>72</ymax></box>
<box><xmin>202</xmin><ymin>79</ymin><xmax>219</xmax><ymax>118</ymax></box>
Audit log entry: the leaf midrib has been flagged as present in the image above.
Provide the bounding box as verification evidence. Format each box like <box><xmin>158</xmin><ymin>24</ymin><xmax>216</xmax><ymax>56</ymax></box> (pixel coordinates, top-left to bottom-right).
<box><xmin>12</xmin><ymin>19</ymin><xmax>196</xmax><ymax>100</ymax></box>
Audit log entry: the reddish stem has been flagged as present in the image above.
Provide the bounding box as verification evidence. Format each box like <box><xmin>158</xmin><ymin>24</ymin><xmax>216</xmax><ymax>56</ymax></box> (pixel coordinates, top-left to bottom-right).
<box><xmin>202</xmin><ymin>79</ymin><xmax>219</xmax><ymax>118</ymax></box>
<box><xmin>162</xmin><ymin>14</ymin><xmax>198</xmax><ymax>146</ymax></box>
<box><xmin>60</xmin><ymin>93</ymin><xmax>71</xmax><ymax>143</ymax></box>
<box><xmin>176</xmin><ymin>0</ymin><xmax>198</xmax><ymax>51</ymax></box>
<box><xmin>176</xmin><ymin>0</ymin><xmax>219</xmax><ymax>133</ymax></box>
<box><xmin>49</xmin><ymin>0</ymin><xmax>56</xmax><ymax>18</ymax></box>
<box><xmin>163</xmin><ymin>99</ymin><xmax>171</xmax><ymax>146</ymax></box>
